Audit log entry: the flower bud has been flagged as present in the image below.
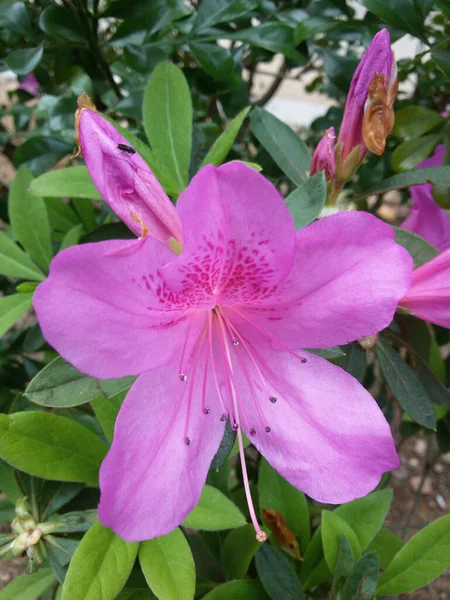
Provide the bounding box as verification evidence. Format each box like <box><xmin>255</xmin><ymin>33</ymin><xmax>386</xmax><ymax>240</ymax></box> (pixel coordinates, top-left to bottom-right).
<box><xmin>18</xmin><ymin>73</ymin><xmax>39</xmax><ymax>96</ymax></box>
<box><xmin>74</xmin><ymin>94</ymin><xmax>183</xmax><ymax>248</ymax></box>
<box><xmin>310</xmin><ymin>127</ymin><xmax>335</xmax><ymax>181</ymax></box>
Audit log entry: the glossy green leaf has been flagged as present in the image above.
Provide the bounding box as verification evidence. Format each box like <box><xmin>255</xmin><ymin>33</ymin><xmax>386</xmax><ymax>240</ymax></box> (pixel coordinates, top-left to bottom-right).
<box><xmin>335</xmin><ymin>342</ymin><xmax>366</xmax><ymax>382</ymax></box>
<box><xmin>0</xmin><ymin>412</ymin><xmax>107</xmax><ymax>485</ymax></box>
<box><xmin>335</xmin><ymin>489</ymin><xmax>393</xmax><ymax>550</ymax></box>
<box><xmin>202</xmin><ymin>580</ymin><xmax>270</xmax><ymax>600</ymax></box>
<box><xmin>39</xmin><ymin>6</ymin><xmax>88</xmax><ymax>45</ymax></box>
<box><xmin>366</xmin><ymin>528</ymin><xmax>404</xmax><ymax>570</ymax></box>
<box><xmin>143</xmin><ymin>61</ymin><xmax>192</xmax><ymax>194</ymax></box>
<box><xmin>393</xmin><ymin>227</ymin><xmax>439</xmax><ymax>268</ymax></box>
<box><xmin>190</xmin><ymin>42</ymin><xmax>234</xmax><ymax>80</ymax></box>
<box><xmin>200</xmin><ymin>108</ymin><xmax>250</xmax><ymax>168</ymax></box>
<box><xmin>210</xmin><ymin>419</ymin><xmax>236</xmax><ymax>469</ymax></box>
<box><xmin>182</xmin><ymin>485</ymin><xmax>246</xmax><ymax>530</ymax></box>
<box><xmin>194</xmin><ymin>0</ymin><xmax>258</xmax><ymax>31</ymax></box>
<box><xmin>62</xmin><ymin>522</ymin><xmax>139</xmax><ymax>600</ymax></box>
<box><xmin>230</xmin><ymin>23</ymin><xmax>304</xmax><ymax>60</ymax></box>
<box><xmin>0</xmin><ymin>568</ymin><xmax>54</xmax><ymax>600</ymax></box>
<box><xmin>9</xmin><ymin>166</ymin><xmax>53</xmax><ymax>270</ymax></box>
<box><xmin>342</xmin><ymin>552</ymin><xmax>379</xmax><ymax>600</ymax></box>
<box><xmin>393</xmin><ymin>106</ymin><xmax>444</xmax><ymax>138</ymax></box>
<box><xmin>256</xmin><ymin>544</ymin><xmax>305</xmax><ymax>600</ymax></box>
<box><xmin>139</xmin><ymin>528</ymin><xmax>195</xmax><ymax>600</ymax></box>
<box><xmin>48</xmin><ymin>509</ymin><xmax>98</xmax><ymax>533</ymax></box>
<box><xmin>358</xmin><ymin>0</ymin><xmax>429</xmax><ymax>40</ymax></box>
<box><xmin>0</xmin><ymin>1</ymin><xmax>33</xmax><ymax>38</ymax></box>
<box><xmin>14</xmin><ymin>136</ymin><xmax>73</xmax><ymax>176</ymax></box>
<box><xmin>45</xmin><ymin>197</ymin><xmax>80</xmax><ymax>233</ymax></box>
<box><xmin>30</xmin><ymin>167</ymin><xmax>102</xmax><ymax>200</ymax></box>
<box><xmin>376</xmin><ymin>339</ymin><xmax>436</xmax><ymax>430</ymax></box>
<box><xmin>60</xmin><ymin>224</ymin><xmax>84</xmax><ymax>250</ymax></box>
<box><xmin>322</xmin><ymin>511</ymin><xmax>361</xmax><ymax>572</ymax></box>
<box><xmin>0</xmin><ymin>460</ymin><xmax>23</xmax><ymax>503</ymax></box>
<box><xmin>391</xmin><ymin>134</ymin><xmax>443</xmax><ymax>172</ymax></box>
<box><xmin>91</xmin><ymin>390</ymin><xmax>127</xmax><ymax>443</ymax></box>
<box><xmin>285</xmin><ymin>172</ymin><xmax>326</xmax><ymax>229</ymax></box>
<box><xmin>251</xmin><ymin>108</ymin><xmax>311</xmax><ymax>186</ymax></box>
<box><xmin>377</xmin><ymin>514</ymin><xmax>450</xmax><ymax>594</ymax></box>
<box><xmin>0</xmin><ymin>293</ymin><xmax>33</xmax><ymax>337</ymax></box>
<box><xmin>6</xmin><ymin>44</ymin><xmax>43</xmax><ymax>75</ymax></box>
<box><xmin>295</xmin><ymin>18</ymin><xmax>337</xmax><ymax>44</ymax></box>
<box><xmin>357</xmin><ymin>166</ymin><xmax>450</xmax><ymax>199</ymax></box>
<box><xmin>25</xmin><ymin>356</ymin><xmax>135</xmax><ymax>408</ymax></box>
<box><xmin>306</xmin><ymin>347</ymin><xmax>345</xmax><ymax>359</ymax></box>
<box><xmin>432</xmin><ymin>51</ymin><xmax>450</xmax><ymax>79</ymax></box>
<box><xmin>334</xmin><ymin>536</ymin><xmax>355</xmax><ymax>582</ymax></box>
<box><xmin>259</xmin><ymin>459</ymin><xmax>310</xmax><ymax>552</ymax></box>
<box><xmin>222</xmin><ymin>524</ymin><xmax>263</xmax><ymax>580</ymax></box>
<box><xmin>0</xmin><ymin>231</ymin><xmax>45</xmax><ymax>281</ymax></box>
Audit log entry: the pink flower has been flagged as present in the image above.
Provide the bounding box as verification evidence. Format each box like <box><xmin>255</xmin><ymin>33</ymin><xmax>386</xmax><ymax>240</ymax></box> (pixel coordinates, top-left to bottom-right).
<box><xmin>399</xmin><ymin>248</ymin><xmax>450</xmax><ymax>329</ymax></box>
<box><xmin>18</xmin><ymin>73</ymin><xmax>39</xmax><ymax>96</ymax></box>
<box><xmin>400</xmin><ymin>145</ymin><xmax>450</xmax><ymax>252</ymax></box>
<box><xmin>34</xmin><ymin>115</ymin><xmax>413</xmax><ymax>542</ymax></box>
<box><xmin>310</xmin><ymin>127</ymin><xmax>335</xmax><ymax>181</ymax></box>
<box><xmin>335</xmin><ymin>29</ymin><xmax>398</xmax><ymax>181</ymax></box>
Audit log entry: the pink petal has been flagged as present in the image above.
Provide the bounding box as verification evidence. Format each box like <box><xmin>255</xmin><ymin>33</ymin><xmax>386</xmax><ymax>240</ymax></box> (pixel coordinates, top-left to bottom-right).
<box><xmin>79</xmin><ymin>110</ymin><xmax>183</xmax><ymax>246</ymax></box>
<box><xmin>400</xmin><ymin>248</ymin><xmax>450</xmax><ymax>328</ymax></box>
<box><xmin>310</xmin><ymin>127</ymin><xmax>335</xmax><ymax>181</ymax></box>
<box><xmin>238</xmin><ymin>211</ymin><xmax>412</xmax><ymax>348</ymax></box>
<box><xmin>162</xmin><ymin>163</ymin><xmax>295</xmax><ymax>306</ymax></box>
<box><xmin>98</xmin><ymin>346</ymin><xmax>225</xmax><ymax>541</ymax></box>
<box><xmin>34</xmin><ymin>237</ymin><xmax>201</xmax><ymax>379</ymax></box>
<box><xmin>226</xmin><ymin>332</ymin><xmax>398</xmax><ymax>504</ymax></box>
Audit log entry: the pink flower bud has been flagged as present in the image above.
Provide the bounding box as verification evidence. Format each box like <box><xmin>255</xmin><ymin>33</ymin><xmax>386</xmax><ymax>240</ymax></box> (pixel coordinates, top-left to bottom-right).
<box><xmin>18</xmin><ymin>73</ymin><xmax>39</xmax><ymax>96</ymax></box>
<box><xmin>310</xmin><ymin>127</ymin><xmax>335</xmax><ymax>181</ymax></box>
<box><xmin>75</xmin><ymin>94</ymin><xmax>183</xmax><ymax>247</ymax></box>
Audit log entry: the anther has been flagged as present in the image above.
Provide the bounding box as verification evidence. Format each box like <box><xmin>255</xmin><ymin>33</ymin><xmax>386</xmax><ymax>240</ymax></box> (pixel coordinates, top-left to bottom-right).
<box><xmin>220</xmin><ymin>413</ymin><xmax>228</xmax><ymax>422</ymax></box>
<box><xmin>300</xmin><ymin>357</ymin><xmax>307</xmax><ymax>364</ymax></box>
<box><xmin>232</xmin><ymin>421</ymin><xmax>239</xmax><ymax>431</ymax></box>
<box><xmin>184</xmin><ymin>437</ymin><xmax>191</xmax><ymax>446</ymax></box>
<box><xmin>204</xmin><ymin>407</ymin><xmax>211</xmax><ymax>414</ymax></box>
<box><xmin>269</xmin><ymin>395</ymin><xmax>277</xmax><ymax>404</ymax></box>
<box><xmin>265</xmin><ymin>426</ymin><xmax>271</xmax><ymax>433</ymax></box>
<box><xmin>250</xmin><ymin>428</ymin><xmax>256</xmax><ymax>436</ymax></box>
<box><xmin>256</xmin><ymin>531</ymin><xmax>268</xmax><ymax>543</ymax></box>
<box><xmin>179</xmin><ymin>373</ymin><xmax>187</xmax><ymax>381</ymax></box>
<box><xmin>233</xmin><ymin>340</ymin><xmax>240</xmax><ymax>346</ymax></box>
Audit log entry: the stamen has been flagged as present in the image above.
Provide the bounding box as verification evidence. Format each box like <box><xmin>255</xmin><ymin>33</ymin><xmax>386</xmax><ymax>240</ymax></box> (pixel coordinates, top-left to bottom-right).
<box><xmin>265</xmin><ymin>426</ymin><xmax>271</xmax><ymax>433</ymax></box>
<box><xmin>178</xmin><ymin>317</ymin><xmax>196</xmax><ymax>380</ymax></box>
<box><xmin>207</xmin><ymin>312</ymin><xmax>229</xmax><ymax>417</ymax></box>
<box><xmin>179</xmin><ymin>374</ymin><xmax>187</xmax><ymax>381</ymax></box>
<box><xmin>184</xmin><ymin>437</ymin><xmax>191</xmax><ymax>446</ymax></box>
<box><xmin>183</xmin><ymin>326</ymin><xmax>207</xmax><ymax>444</ymax></box>
<box><xmin>203</xmin><ymin>407</ymin><xmax>211</xmax><ymax>414</ymax></box>
<box><xmin>232</xmin><ymin>421</ymin><xmax>239</xmax><ymax>430</ymax></box>
<box><xmin>220</xmin><ymin>413</ymin><xmax>228</xmax><ymax>421</ymax></box>
<box><xmin>250</xmin><ymin>427</ymin><xmax>256</xmax><ymax>436</ymax></box>
<box><xmin>269</xmin><ymin>396</ymin><xmax>277</xmax><ymax>404</ymax></box>
<box><xmin>233</xmin><ymin>340</ymin><xmax>240</xmax><ymax>346</ymax></box>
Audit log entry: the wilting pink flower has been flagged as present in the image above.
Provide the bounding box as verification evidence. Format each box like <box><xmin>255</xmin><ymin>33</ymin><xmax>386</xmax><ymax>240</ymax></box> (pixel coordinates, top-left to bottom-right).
<box><xmin>18</xmin><ymin>73</ymin><xmax>39</xmax><ymax>96</ymax></box>
<box><xmin>400</xmin><ymin>145</ymin><xmax>450</xmax><ymax>252</ymax></box>
<box><xmin>335</xmin><ymin>29</ymin><xmax>398</xmax><ymax>182</ymax></box>
<box><xmin>34</xmin><ymin>114</ymin><xmax>413</xmax><ymax>542</ymax></box>
<box><xmin>310</xmin><ymin>127</ymin><xmax>335</xmax><ymax>181</ymax></box>
<box><xmin>399</xmin><ymin>248</ymin><xmax>450</xmax><ymax>329</ymax></box>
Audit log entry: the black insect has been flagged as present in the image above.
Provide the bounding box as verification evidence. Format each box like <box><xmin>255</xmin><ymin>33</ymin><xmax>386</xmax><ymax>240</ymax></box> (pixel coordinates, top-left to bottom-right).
<box><xmin>117</xmin><ymin>143</ymin><xmax>136</xmax><ymax>154</ymax></box>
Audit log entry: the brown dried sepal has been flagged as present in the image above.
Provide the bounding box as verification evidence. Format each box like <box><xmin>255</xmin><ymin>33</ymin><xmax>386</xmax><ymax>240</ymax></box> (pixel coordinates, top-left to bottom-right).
<box><xmin>362</xmin><ymin>72</ymin><xmax>398</xmax><ymax>156</ymax></box>
<box><xmin>262</xmin><ymin>508</ymin><xmax>303</xmax><ymax>560</ymax></box>
<box><xmin>73</xmin><ymin>93</ymin><xmax>97</xmax><ymax>159</ymax></box>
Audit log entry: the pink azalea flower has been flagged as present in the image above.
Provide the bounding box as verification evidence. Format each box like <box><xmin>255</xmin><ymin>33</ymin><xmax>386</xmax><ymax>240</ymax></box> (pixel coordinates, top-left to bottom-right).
<box><xmin>400</xmin><ymin>145</ymin><xmax>450</xmax><ymax>252</ymax></box>
<box><xmin>18</xmin><ymin>73</ymin><xmax>39</xmax><ymax>96</ymax></box>
<box><xmin>310</xmin><ymin>127</ymin><xmax>335</xmax><ymax>181</ymax></box>
<box><xmin>399</xmin><ymin>248</ymin><xmax>450</xmax><ymax>329</ymax></box>
<box><xmin>335</xmin><ymin>29</ymin><xmax>398</xmax><ymax>182</ymax></box>
<box><xmin>34</xmin><ymin>112</ymin><xmax>413</xmax><ymax>543</ymax></box>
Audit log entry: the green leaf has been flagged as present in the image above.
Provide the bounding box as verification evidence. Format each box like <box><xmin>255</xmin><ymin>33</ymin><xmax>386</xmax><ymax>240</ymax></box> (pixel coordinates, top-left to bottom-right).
<box><xmin>258</xmin><ymin>459</ymin><xmax>310</xmax><ymax>552</ymax></box>
<box><xmin>335</xmin><ymin>489</ymin><xmax>393</xmax><ymax>551</ymax></box>
<box><xmin>14</xmin><ymin>136</ymin><xmax>73</xmax><ymax>176</ymax></box>
<box><xmin>0</xmin><ymin>293</ymin><xmax>33</xmax><ymax>337</ymax></box>
<box><xmin>91</xmin><ymin>390</ymin><xmax>127</xmax><ymax>443</ymax></box>
<box><xmin>335</xmin><ymin>342</ymin><xmax>366</xmax><ymax>382</ymax></box>
<box><xmin>376</xmin><ymin>338</ymin><xmax>436</xmax><ymax>430</ymax></box>
<box><xmin>285</xmin><ymin>172</ymin><xmax>326</xmax><ymax>229</ymax></box>
<box><xmin>39</xmin><ymin>6</ymin><xmax>88</xmax><ymax>46</ymax></box>
<box><xmin>61</xmin><ymin>224</ymin><xmax>84</xmax><ymax>250</ymax></box>
<box><xmin>0</xmin><ymin>231</ymin><xmax>45</xmax><ymax>281</ymax></box>
<box><xmin>222</xmin><ymin>524</ymin><xmax>263</xmax><ymax>580</ymax></box>
<box><xmin>230</xmin><ymin>23</ymin><xmax>304</xmax><ymax>60</ymax></box>
<box><xmin>25</xmin><ymin>356</ymin><xmax>135</xmax><ymax>408</ymax></box>
<box><xmin>202</xmin><ymin>580</ymin><xmax>270</xmax><ymax>600</ymax></box>
<box><xmin>342</xmin><ymin>552</ymin><xmax>379</xmax><ymax>600</ymax></box>
<box><xmin>256</xmin><ymin>545</ymin><xmax>305</xmax><ymax>600</ymax></box>
<box><xmin>251</xmin><ymin>108</ymin><xmax>311</xmax><ymax>186</ymax></box>
<box><xmin>0</xmin><ymin>412</ymin><xmax>107</xmax><ymax>485</ymax></box>
<box><xmin>432</xmin><ymin>51</ymin><xmax>450</xmax><ymax>79</ymax></box>
<box><xmin>0</xmin><ymin>460</ymin><xmax>23</xmax><ymax>503</ymax></box>
<box><xmin>139</xmin><ymin>528</ymin><xmax>195</xmax><ymax>600</ymax></box>
<box><xmin>393</xmin><ymin>227</ymin><xmax>439</xmax><ymax>268</ymax></box>
<box><xmin>182</xmin><ymin>485</ymin><xmax>246</xmax><ymax>530</ymax></box>
<box><xmin>143</xmin><ymin>61</ymin><xmax>192</xmax><ymax>194</ymax></box>
<box><xmin>306</xmin><ymin>347</ymin><xmax>345</xmax><ymax>359</ymax></box>
<box><xmin>366</xmin><ymin>528</ymin><xmax>404</xmax><ymax>570</ymax></box>
<box><xmin>322</xmin><ymin>511</ymin><xmax>361</xmax><ymax>572</ymax></box>
<box><xmin>210</xmin><ymin>419</ymin><xmax>236</xmax><ymax>469</ymax></box>
<box><xmin>48</xmin><ymin>509</ymin><xmax>98</xmax><ymax>533</ymax></box>
<box><xmin>62</xmin><ymin>522</ymin><xmax>139</xmax><ymax>600</ymax></box>
<box><xmin>189</xmin><ymin>42</ymin><xmax>234</xmax><ymax>80</ymax></box>
<box><xmin>334</xmin><ymin>536</ymin><xmax>355</xmax><ymax>582</ymax></box>
<box><xmin>9</xmin><ymin>166</ymin><xmax>53</xmax><ymax>270</ymax></box>
<box><xmin>391</xmin><ymin>134</ymin><xmax>443</xmax><ymax>172</ymax></box>
<box><xmin>6</xmin><ymin>44</ymin><xmax>43</xmax><ymax>75</ymax></box>
<box><xmin>45</xmin><ymin>197</ymin><xmax>80</xmax><ymax>233</ymax></box>
<box><xmin>0</xmin><ymin>568</ymin><xmax>54</xmax><ymax>600</ymax></box>
<box><xmin>30</xmin><ymin>167</ymin><xmax>102</xmax><ymax>200</ymax></box>
<box><xmin>377</xmin><ymin>514</ymin><xmax>450</xmax><ymax>594</ymax></box>
<box><xmin>357</xmin><ymin>0</ymin><xmax>429</xmax><ymax>40</ymax></box>
<box><xmin>194</xmin><ymin>0</ymin><xmax>258</xmax><ymax>31</ymax></box>
<box><xmin>357</xmin><ymin>166</ymin><xmax>450</xmax><ymax>199</ymax></box>
<box><xmin>393</xmin><ymin>106</ymin><xmax>444</xmax><ymax>138</ymax></box>
<box><xmin>200</xmin><ymin>108</ymin><xmax>250</xmax><ymax>168</ymax></box>
<box><xmin>295</xmin><ymin>18</ymin><xmax>337</xmax><ymax>44</ymax></box>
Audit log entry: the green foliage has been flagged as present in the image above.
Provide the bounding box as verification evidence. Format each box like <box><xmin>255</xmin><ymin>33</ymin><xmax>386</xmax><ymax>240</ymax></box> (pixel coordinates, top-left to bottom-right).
<box><xmin>183</xmin><ymin>485</ymin><xmax>246</xmax><ymax>531</ymax></box>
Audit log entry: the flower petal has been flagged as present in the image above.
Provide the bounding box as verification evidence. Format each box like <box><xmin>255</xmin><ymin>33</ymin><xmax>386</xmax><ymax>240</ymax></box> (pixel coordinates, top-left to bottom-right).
<box><xmin>98</xmin><ymin>343</ymin><xmax>225</xmax><ymax>541</ymax></box>
<box><xmin>227</xmin><ymin>333</ymin><xmax>398</xmax><ymax>504</ymax></box>
<box><xmin>401</xmin><ymin>187</ymin><xmax>450</xmax><ymax>252</ymax></box>
<box><xmin>162</xmin><ymin>163</ymin><xmax>295</xmax><ymax>306</ymax></box>
<box><xmin>34</xmin><ymin>237</ymin><xmax>202</xmax><ymax>378</ymax></box>
<box><xmin>79</xmin><ymin>110</ymin><xmax>183</xmax><ymax>245</ymax></box>
<box><xmin>239</xmin><ymin>211</ymin><xmax>412</xmax><ymax>348</ymax></box>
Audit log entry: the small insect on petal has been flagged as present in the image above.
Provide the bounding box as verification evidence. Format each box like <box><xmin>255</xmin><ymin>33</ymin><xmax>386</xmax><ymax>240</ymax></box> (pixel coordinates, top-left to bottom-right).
<box><xmin>117</xmin><ymin>143</ymin><xmax>136</xmax><ymax>154</ymax></box>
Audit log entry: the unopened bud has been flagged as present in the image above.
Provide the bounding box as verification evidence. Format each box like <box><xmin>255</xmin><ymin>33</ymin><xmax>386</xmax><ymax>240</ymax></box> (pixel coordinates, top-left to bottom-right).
<box><xmin>358</xmin><ymin>334</ymin><xmax>378</xmax><ymax>350</ymax></box>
